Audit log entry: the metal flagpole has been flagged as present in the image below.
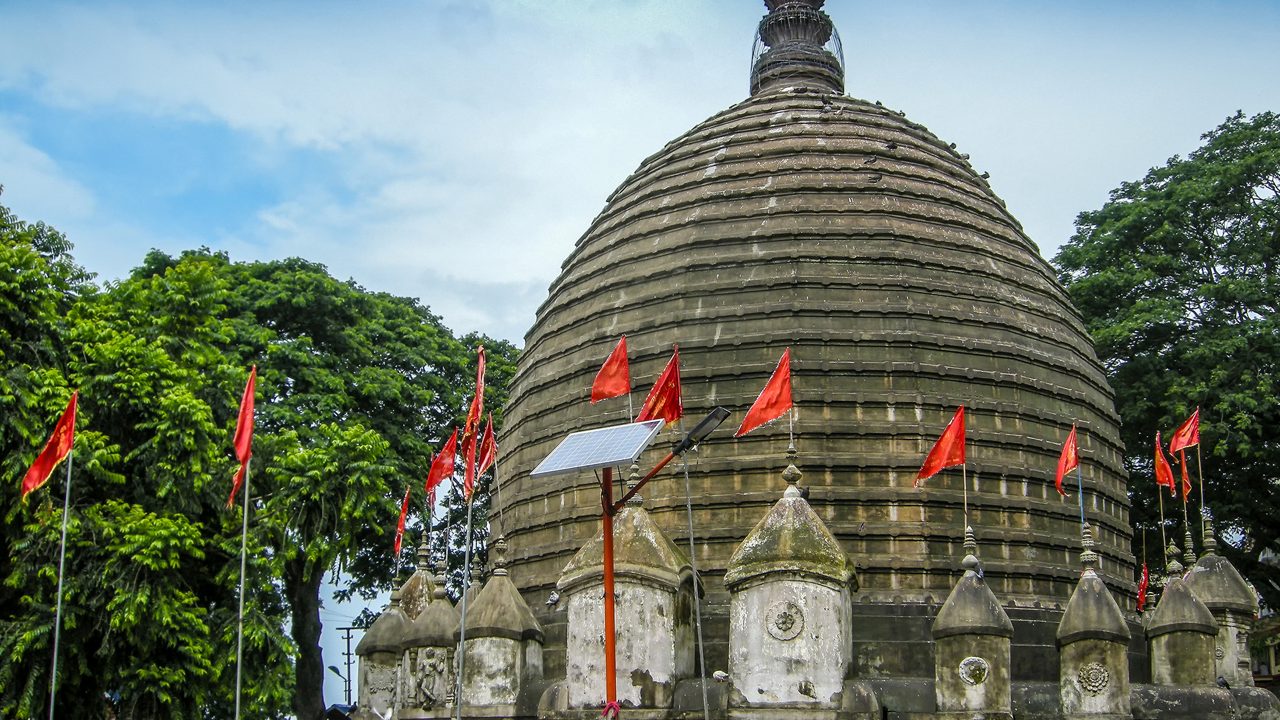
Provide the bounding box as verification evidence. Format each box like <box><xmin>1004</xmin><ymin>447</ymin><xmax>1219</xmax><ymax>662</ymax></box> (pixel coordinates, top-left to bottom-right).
<box><xmin>453</xmin><ymin>495</ymin><xmax>476</xmax><ymax>720</ymax></box>
<box><xmin>1157</xmin><ymin>487</ymin><xmax>1168</xmax><ymax>562</ymax></box>
<box><xmin>961</xmin><ymin>463</ymin><xmax>969</xmax><ymax>531</ymax></box>
<box><xmin>234</xmin><ymin>458</ymin><xmax>252</xmax><ymax>720</ymax></box>
<box><xmin>679</xmin><ymin>455</ymin><xmax>711</xmax><ymax>720</ymax></box>
<box><xmin>1195</xmin><ymin>445</ymin><xmax>1207</xmax><ymax>536</ymax></box>
<box><xmin>1076</xmin><ymin>464</ymin><xmax>1087</xmax><ymax>529</ymax></box>
<box><xmin>47</xmin><ymin>450</ymin><xmax>74</xmax><ymax>720</ymax></box>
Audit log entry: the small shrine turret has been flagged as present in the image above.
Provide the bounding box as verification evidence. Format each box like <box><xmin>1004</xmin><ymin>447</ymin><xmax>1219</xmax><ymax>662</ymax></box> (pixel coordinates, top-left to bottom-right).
<box><xmin>1185</xmin><ymin>519</ymin><xmax>1259</xmax><ymax>688</ymax></box>
<box><xmin>354</xmin><ymin>588</ymin><xmax>411</xmax><ymax>719</ymax></box>
<box><xmin>1145</xmin><ymin>546</ymin><xmax>1218</xmax><ymax>686</ymax></box>
<box><xmin>1056</xmin><ymin>524</ymin><xmax>1132</xmax><ymax>719</ymax></box>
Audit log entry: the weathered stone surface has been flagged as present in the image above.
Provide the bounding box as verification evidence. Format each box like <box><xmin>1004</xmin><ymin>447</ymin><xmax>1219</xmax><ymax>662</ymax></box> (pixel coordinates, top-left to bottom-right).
<box><xmin>497</xmin><ymin>0</ymin><xmax>1132</xmax><ymax>685</ymax></box>
<box><xmin>400</xmin><ymin>574</ymin><xmax>458</xmax><ymax>713</ymax></box>
<box><xmin>354</xmin><ymin>590</ymin><xmax>411</xmax><ymax>717</ymax></box>
<box><xmin>1186</xmin><ymin>528</ymin><xmax>1260</xmax><ymax>688</ymax></box>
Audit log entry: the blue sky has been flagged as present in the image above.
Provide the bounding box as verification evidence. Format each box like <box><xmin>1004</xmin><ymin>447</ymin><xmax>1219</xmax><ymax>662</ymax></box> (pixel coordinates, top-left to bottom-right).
<box><xmin>2</xmin><ymin>0</ymin><xmax>1279</xmax><ymax>707</ymax></box>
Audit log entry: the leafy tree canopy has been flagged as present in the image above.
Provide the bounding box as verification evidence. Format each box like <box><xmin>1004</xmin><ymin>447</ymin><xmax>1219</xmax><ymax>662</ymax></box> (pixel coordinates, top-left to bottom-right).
<box><xmin>1053</xmin><ymin>110</ymin><xmax>1279</xmax><ymax>603</ymax></box>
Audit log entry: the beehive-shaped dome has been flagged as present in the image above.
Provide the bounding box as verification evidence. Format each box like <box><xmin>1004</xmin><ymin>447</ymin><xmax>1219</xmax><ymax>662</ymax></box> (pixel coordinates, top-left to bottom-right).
<box><xmin>497</xmin><ymin>0</ymin><xmax>1132</xmax><ymax>678</ymax></box>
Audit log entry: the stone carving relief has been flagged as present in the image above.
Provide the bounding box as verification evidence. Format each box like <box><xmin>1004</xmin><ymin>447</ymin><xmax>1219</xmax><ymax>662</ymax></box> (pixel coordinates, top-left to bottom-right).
<box><xmin>416</xmin><ymin>646</ymin><xmax>450</xmax><ymax>708</ymax></box>
<box><xmin>958</xmin><ymin>656</ymin><xmax>989</xmax><ymax>686</ymax></box>
<box><xmin>765</xmin><ymin>600</ymin><xmax>804</xmax><ymax>641</ymax></box>
<box><xmin>1077</xmin><ymin>662</ymin><xmax>1110</xmax><ymax>695</ymax></box>
<box><xmin>1215</xmin><ymin>646</ymin><xmax>1226</xmax><ymax>660</ymax></box>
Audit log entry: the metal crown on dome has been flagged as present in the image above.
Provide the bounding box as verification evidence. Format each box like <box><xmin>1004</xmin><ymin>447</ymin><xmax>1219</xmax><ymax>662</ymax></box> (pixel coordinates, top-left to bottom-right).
<box><xmin>750</xmin><ymin>0</ymin><xmax>845</xmax><ymax>95</ymax></box>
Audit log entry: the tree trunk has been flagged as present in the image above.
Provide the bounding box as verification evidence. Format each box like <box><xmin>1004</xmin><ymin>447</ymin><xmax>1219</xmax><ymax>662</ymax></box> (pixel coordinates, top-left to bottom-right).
<box><xmin>285</xmin><ymin>558</ymin><xmax>327</xmax><ymax>720</ymax></box>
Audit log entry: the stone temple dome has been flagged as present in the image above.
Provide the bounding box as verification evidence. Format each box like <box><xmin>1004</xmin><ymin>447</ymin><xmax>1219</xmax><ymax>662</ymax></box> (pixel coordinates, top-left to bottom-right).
<box><xmin>497</xmin><ymin>0</ymin><xmax>1133</xmax><ymax>680</ymax></box>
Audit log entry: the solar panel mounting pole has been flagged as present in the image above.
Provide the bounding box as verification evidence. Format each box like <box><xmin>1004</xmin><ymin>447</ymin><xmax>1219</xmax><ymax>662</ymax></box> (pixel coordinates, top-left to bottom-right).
<box><xmin>601</xmin><ymin>466</ymin><xmax>619</xmax><ymax>715</ymax></box>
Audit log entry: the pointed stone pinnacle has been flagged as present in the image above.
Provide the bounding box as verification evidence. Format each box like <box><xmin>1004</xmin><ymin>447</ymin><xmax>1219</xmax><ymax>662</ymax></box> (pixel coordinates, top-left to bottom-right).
<box><xmin>961</xmin><ymin>525</ymin><xmax>980</xmax><ymax>571</ymax></box>
<box><xmin>1183</xmin><ymin>527</ymin><xmax>1197</xmax><ymax>566</ymax></box>
<box><xmin>1203</xmin><ymin>517</ymin><xmax>1218</xmax><ymax>556</ymax></box>
<box><xmin>782</xmin><ymin>442</ymin><xmax>802</xmax><ymax>497</ymax></box>
<box><xmin>1165</xmin><ymin>540</ymin><xmax>1184</xmax><ymax>576</ymax></box>
<box><xmin>491</xmin><ymin>535</ymin><xmax>509</xmax><ymax>577</ymax></box>
<box><xmin>1080</xmin><ymin>523</ymin><xmax>1099</xmax><ymax>572</ymax></box>
<box><xmin>626</xmin><ymin>462</ymin><xmax>643</xmax><ymax>506</ymax></box>
<box><xmin>416</xmin><ymin>534</ymin><xmax>431</xmax><ymax>573</ymax></box>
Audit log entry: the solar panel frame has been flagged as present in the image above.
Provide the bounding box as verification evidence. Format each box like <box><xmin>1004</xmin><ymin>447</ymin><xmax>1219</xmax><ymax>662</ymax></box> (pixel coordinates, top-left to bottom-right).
<box><xmin>530</xmin><ymin>419</ymin><xmax>665</xmax><ymax>477</ymax></box>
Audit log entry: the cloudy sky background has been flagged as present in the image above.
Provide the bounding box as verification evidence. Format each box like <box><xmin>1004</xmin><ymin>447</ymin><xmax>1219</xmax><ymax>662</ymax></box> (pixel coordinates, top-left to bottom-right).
<box><xmin>3</xmin><ymin>0</ymin><xmax>1279</xmax><ymax>706</ymax></box>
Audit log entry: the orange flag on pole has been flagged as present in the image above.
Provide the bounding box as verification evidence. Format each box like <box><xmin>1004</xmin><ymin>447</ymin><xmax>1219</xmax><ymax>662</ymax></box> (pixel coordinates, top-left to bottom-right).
<box><xmin>1154</xmin><ymin>431</ymin><xmax>1176</xmax><ymax>497</ymax></box>
<box><xmin>20</xmin><ymin>392</ymin><xmax>78</xmax><ymax>502</ymax></box>
<box><xmin>636</xmin><ymin>347</ymin><xmax>682</xmax><ymax>426</ymax></box>
<box><xmin>227</xmin><ymin>366</ymin><xmax>256</xmax><ymax>508</ymax></box>
<box><xmin>393</xmin><ymin>485</ymin><xmax>411</xmax><ymax>556</ymax></box>
<box><xmin>735</xmin><ymin>348</ymin><xmax>793</xmax><ymax>437</ymax></box>
<box><xmin>425</xmin><ymin>429</ymin><xmax>458</xmax><ymax>501</ymax></box>
<box><xmin>915</xmin><ymin>406</ymin><xmax>965</xmax><ymax>487</ymax></box>
<box><xmin>1054</xmin><ymin>424</ymin><xmax>1079</xmax><ymax>496</ymax></box>
<box><xmin>1168</xmin><ymin>408</ymin><xmax>1200</xmax><ymax>454</ymax></box>
<box><xmin>477</xmin><ymin>415</ymin><xmax>497</xmax><ymax>477</ymax></box>
<box><xmin>591</xmin><ymin>336</ymin><xmax>631</xmax><ymax>404</ymax></box>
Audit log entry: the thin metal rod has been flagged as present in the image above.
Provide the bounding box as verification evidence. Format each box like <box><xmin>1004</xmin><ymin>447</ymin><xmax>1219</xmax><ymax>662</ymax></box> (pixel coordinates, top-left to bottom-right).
<box><xmin>47</xmin><ymin>450</ymin><xmax>73</xmax><ymax>720</ymax></box>
<box><xmin>627</xmin><ymin>390</ymin><xmax>634</xmax><ymax>423</ymax></box>
<box><xmin>601</xmin><ymin>467</ymin><xmax>618</xmax><ymax>711</ymax></box>
<box><xmin>234</xmin><ymin>457</ymin><xmax>251</xmax><ymax>720</ymax></box>
<box><xmin>679</xmin><ymin>456</ymin><xmax>710</xmax><ymax>720</ymax></box>
<box><xmin>1195</xmin><ymin>445</ymin><xmax>1206</xmax><ymax>536</ymax></box>
<box><xmin>788</xmin><ymin>406</ymin><xmax>794</xmax><ymax>448</ymax></box>
<box><xmin>1076</xmin><ymin>464</ymin><xmax>1087</xmax><ymax>529</ymax></box>
<box><xmin>454</xmin><ymin>497</ymin><xmax>476</xmax><ymax>720</ymax></box>
<box><xmin>1157</xmin><ymin>486</ymin><xmax>1168</xmax><ymax>562</ymax></box>
<box><xmin>961</xmin><ymin>463</ymin><xmax>969</xmax><ymax>530</ymax></box>
<box><xmin>613</xmin><ymin>451</ymin><xmax>676</xmax><ymax>512</ymax></box>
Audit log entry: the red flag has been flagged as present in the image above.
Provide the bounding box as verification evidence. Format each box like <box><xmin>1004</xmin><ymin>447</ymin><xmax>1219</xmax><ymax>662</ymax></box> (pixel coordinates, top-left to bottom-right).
<box><xmin>478</xmin><ymin>415</ymin><xmax>497</xmax><ymax>477</ymax></box>
<box><xmin>227</xmin><ymin>366</ymin><xmax>256</xmax><ymax>508</ymax></box>
<box><xmin>591</xmin><ymin>336</ymin><xmax>631</xmax><ymax>404</ymax></box>
<box><xmin>425</xmin><ymin>429</ymin><xmax>458</xmax><ymax>500</ymax></box>
<box><xmin>20</xmin><ymin>392</ymin><xmax>78</xmax><ymax>502</ymax></box>
<box><xmin>915</xmin><ymin>406</ymin><xmax>965</xmax><ymax>487</ymax></box>
<box><xmin>462</xmin><ymin>432</ymin><xmax>478</xmax><ymax>503</ymax></box>
<box><xmin>1169</xmin><ymin>408</ymin><xmax>1199</xmax><ymax>453</ymax></box>
<box><xmin>735</xmin><ymin>348</ymin><xmax>793</xmax><ymax>437</ymax></box>
<box><xmin>393</xmin><ymin>485</ymin><xmax>411</xmax><ymax>556</ymax></box>
<box><xmin>424</xmin><ymin>453</ymin><xmax>439</xmax><ymax>509</ymax></box>
<box><xmin>1178</xmin><ymin>449</ymin><xmax>1192</xmax><ymax>501</ymax></box>
<box><xmin>1054</xmin><ymin>424</ymin><xmax>1080</xmax><ymax>496</ymax></box>
<box><xmin>1154</xmin><ymin>431</ymin><xmax>1176</xmax><ymax>497</ymax></box>
<box><xmin>1137</xmin><ymin>562</ymin><xmax>1150</xmax><ymax>612</ymax></box>
<box><xmin>463</xmin><ymin>346</ymin><xmax>486</xmax><ymax>443</ymax></box>
<box><xmin>636</xmin><ymin>347</ymin><xmax>682</xmax><ymax>426</ymax></box>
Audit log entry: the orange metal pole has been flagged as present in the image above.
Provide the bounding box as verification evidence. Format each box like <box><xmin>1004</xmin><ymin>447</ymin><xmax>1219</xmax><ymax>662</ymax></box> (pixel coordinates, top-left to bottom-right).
<box><xmin>601</xmin><ymin>467</ymin><xmax>618</xmax><ymax>710</ymax></box>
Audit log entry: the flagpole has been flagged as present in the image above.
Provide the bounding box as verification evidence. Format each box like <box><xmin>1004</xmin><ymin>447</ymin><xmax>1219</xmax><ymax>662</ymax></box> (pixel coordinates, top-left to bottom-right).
<box><xmin>47</xmin><ymin>450</ymin><xmax>74</xmax><ymax>720</ymax></box>
<box><xmin>676</xmin><ymin>419</ymin><xmax>711</xmax><ymax>720</ymax></box>
<box><xmin>1195</xmin><ymin>445</ymin><xmax>1206</xmax><ymax>537</ymax></box>
<box><xmin>454</xmin><ymin>496</ymin><xmax>476</xmax><ymax>720</ymax></box>
<box><xmin>234</xmin><ymin>458</ymin><xmax>251</xmax><ymax>720</ymax></box>
<box><xmin>1156</xmin><ymin>485</ymin><xmax>1168</xmax><ymax>565</ymax></box>
<box><xmin>961</xmin><ymin>462</ymin><xmax>969</xmax><ymax>531</ymax></box>
<box><xmin>1075</xmin><ymin>464</ymin><xmax>1086</xmax><ymax>530</ymax></box>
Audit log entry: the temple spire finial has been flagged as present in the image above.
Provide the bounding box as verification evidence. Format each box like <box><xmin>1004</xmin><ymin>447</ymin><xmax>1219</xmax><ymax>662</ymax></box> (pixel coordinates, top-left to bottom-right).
<box><xmin>782</xmin><ymin>442</ymin><xmax>802</xmax><ymax>497</ymax></box>
<box><xmin>750</xmin><ymin>0</ymin><xmax>845</xmax><ymax>96</ymax></box>
<box><xmin>1080</xmin><ymin>523</ymin><xmax>1099</xmax><ymax>573</ymax></box>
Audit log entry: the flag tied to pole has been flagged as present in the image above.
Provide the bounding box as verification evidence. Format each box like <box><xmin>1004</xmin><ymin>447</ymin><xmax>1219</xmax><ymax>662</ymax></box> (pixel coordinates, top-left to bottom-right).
<box><xmin>1168</xmin><ymin>408</ymin><xmax>1200</xmax><ymax>453</ymax></box>
<box><xmin>227</xmin><ymin>366</ymin><xmax>256</xmax><ymax>508</ymax></box>
<box><xmin>1136</xmin><ymin>562</ymin><xmax>1149</xmax><ymax>612</ymax></box>
<box><xmin>20</xmin><ymin>391</ymin><xmax>78</xmax><ymax>502</ymax></box>
<box><xmin>1054</xmin><ymin>424</ymin><xmax>1079</xmax><ymax>496</ymax></box>
<box><xmin>591</xmin><ymin>336</ymin><xmax>630</xmax><ymax>404</ymax></box>
<box><xmin>478</xmin><ymin>415</ymin><xmax>497</xmax><ymax>477</ymax></box>
<box><xmin>735</xmin><ymin>348</ymin><xmax>792</xmax><ymax>437</ymax></box>
<box><xmin>393</xmin><ymin>485</ymin><xmax>411</xmax><ymax>556</ymax></box>
<box><xmin>1153</xmin><ymin>431</ymin><xmax>1176</xmax><ymax>497</ymax></box>
<box><xmin>915</xmin><ymin>406</ymin><xmax>965</xmax><ymax>487</ymax></box>
<box><xmin>426</xmin><ymin>429</ymin><xmax>458</xmax><ymax>505</ymax></box>
<box><xmin>636</xmin><ymin>347</ymin><xmax>682</xmax><ymax>426</ymax></box>
<box><xmin>463</xmin><ymin>346</ymin><xmax>486</xmax><ymax>504</ymax></box>
<box><xmin>1177</xmin><ymin>449</ymin><xmax>1192</xmax><ymax>501</ymax></box>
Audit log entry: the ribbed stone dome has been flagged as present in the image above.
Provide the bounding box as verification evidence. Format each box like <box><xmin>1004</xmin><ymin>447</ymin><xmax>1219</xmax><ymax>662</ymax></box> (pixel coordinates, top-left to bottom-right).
<box><xmin>498</xmin><ymin>1</ymin><xmax>1133</xmax><ymax>679</ymax></box>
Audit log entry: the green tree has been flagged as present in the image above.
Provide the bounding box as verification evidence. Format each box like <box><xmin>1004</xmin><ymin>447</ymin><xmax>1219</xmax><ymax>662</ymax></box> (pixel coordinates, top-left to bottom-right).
<box><xmin>1053</xmin><ymin>110</ymin><xmax>1279</xmax><ymax>602</ymax></box>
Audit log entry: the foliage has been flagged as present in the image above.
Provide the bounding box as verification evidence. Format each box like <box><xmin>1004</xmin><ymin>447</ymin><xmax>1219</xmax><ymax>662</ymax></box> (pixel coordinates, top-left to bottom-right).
<box><xmin>1053</xmin><ymin>110</ymin><xmax>1280</xmax><ymax>603</ymax></box>
<box><xmin>1</xmin><ymin>197</ymin><xmax>519</xmax><ymax>719</ymax></box>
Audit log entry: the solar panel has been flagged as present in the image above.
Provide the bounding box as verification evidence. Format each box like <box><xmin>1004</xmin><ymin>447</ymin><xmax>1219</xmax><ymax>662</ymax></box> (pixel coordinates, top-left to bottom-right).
<box><xmin>530</xmin><ymin>419</ymin><xmax>665</xmax><ymax>478</ymax></box>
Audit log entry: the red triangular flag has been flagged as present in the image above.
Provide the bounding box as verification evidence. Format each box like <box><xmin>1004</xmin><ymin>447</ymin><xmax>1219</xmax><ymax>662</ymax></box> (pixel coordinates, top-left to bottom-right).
<box><xmin>591</xmin><ymin>336</ymin><xmax>631</xmax><ymax>404</ymax></box>
<box><xmin>1154</xmin><ymin>431</ymin><xmax>1176</xmax><ymax>497</ymax></box>
<box><xmin>735</xmin><ymin>348</ymin><xmax>793</xmax><ymax>437</ymax></box>
<box><xmin>1054</xmin><ymin>424</ymin><xmax>1079</xmax><ymax>496</ymax></box>
<box><xmin>425</xmin><ymin>453</ymin><xmax>439</xmax><ymax>509</ymax></box>
<box><xmin>425</xmin><ymin>429</ymin><xmax>458</xmax><ymax>500</ymax></box>
<box><xmin>20</xmin><ymin>391</ymin><xmax>78</xmax><ymax>502</ymax></box>
<box><xmin>478</xmin><ymin>415</ymin><xmax>497</xmax><ymax>477</ymax></box>
<box><xmin>915</xmin><ymin>406</ymin><xmax>966</xmax><ymax>487</ymax></box>
<box><xmin>1136</xmin><ymin>562</ymin><xmax>1150</xmax><ymax>612</ymax></box>
<box><xmin>636</xmin><ymin>347</ymin><xmax>682</xmax><ymax>426</ymax></box>
<box><xmin>1169</xmin><ymin>408</ymin><xmax>1200</xmax><ymax>454</ymax></box>
<box><xmin>393</xmin><ymin>485</ymin><xmax>411</xmax><ymax>556</ymax></box>
<box><xmin>227</xmin><ymin>366</ymin><xmax>256</xmax><ymax>508</ymax></box>
<box><xmin>462</xmin><ymin>346</ymin><xmax>486</xmax><ymax>444</ymax></box>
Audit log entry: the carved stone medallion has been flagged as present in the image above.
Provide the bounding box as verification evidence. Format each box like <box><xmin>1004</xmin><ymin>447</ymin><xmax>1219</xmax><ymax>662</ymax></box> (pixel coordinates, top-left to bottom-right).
<box><xmin>1078</xmin><ymin>662</ymin><xmax>1109</xmax><ymax>695</ymax></box>
<box><xmin>958</xmin><ymin>656</ymin><xmax>989</xmax><ymax>686</ymax></box>
<box><xmin>765</xmin><ymin>600</ymin><xmax>804</xmax><ymax>641</ymax></box>
<box><xmin>1215</xmin><ymin>646</ymin><xmax>1226</xmax><ymax>660</ymax></box>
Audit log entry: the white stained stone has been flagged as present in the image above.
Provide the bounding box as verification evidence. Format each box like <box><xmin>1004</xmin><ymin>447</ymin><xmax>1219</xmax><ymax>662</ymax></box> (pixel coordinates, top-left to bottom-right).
<box><xmin>463</xmin><ymin>636</ymin><xmax>523</xmax><ymax>705</ymax></box>
<box><xmin>564</xmin><ymin>579</ymin><xmax>690</xmax><ymax>708</ymax></box>
<box><xmin>358</xmin><ymin>655</ymin><xmax>399</xmax><ymax>718</ymax></box>
<box><xmin>729</xmin><ymin>577</ymin><xmax>851</xmax><ymax>706</ymax></box>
